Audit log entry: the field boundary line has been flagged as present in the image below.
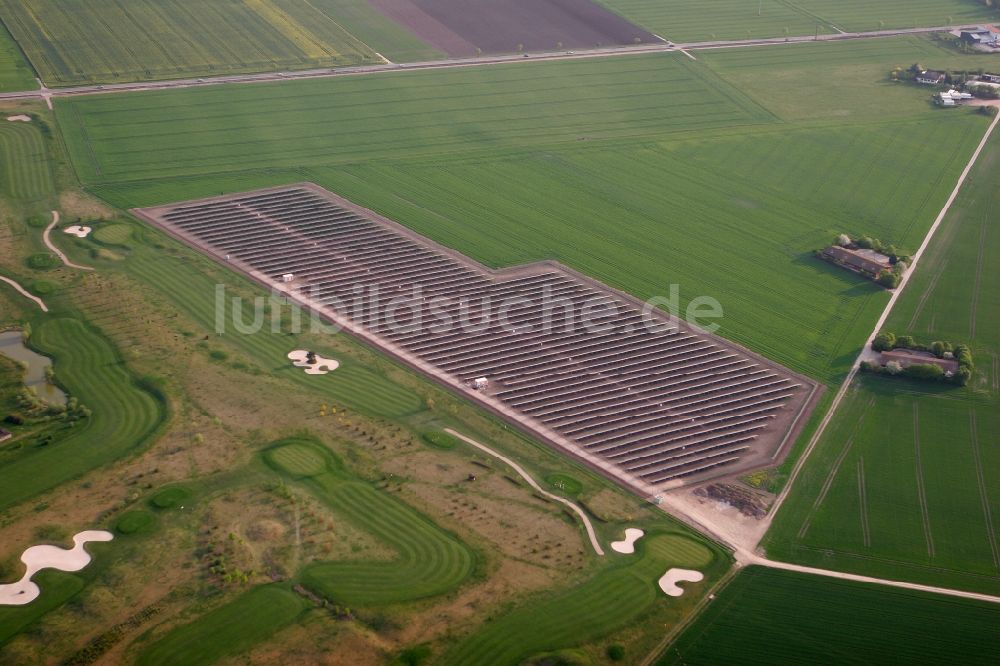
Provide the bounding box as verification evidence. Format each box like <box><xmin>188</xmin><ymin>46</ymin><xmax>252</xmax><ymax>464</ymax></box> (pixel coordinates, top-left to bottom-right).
<box><xmin>44</xmin><ymin>211</ymin><xmax>94</xmax><ymax>271</ymax></box>
<box><xmin>444</xmin><ymin>428</ymin><xmax>605</xmax><ymax>556</ymax></box>
<box><xmin>969</xmin><ymin>411</ymin><xmax>1000</xmax><ymax>571</ymax></box>
<box><xmin>0</xmin><ymin>275</ymin><xmax>47</xmax><ymax>311</ymax></box>
<box><xmin>761</xmin><ymin>108</ymin><xmax>1000</xmax><ymax>550</ymax></box>
<box><xmin>913</xmin><ymin>404</ymin><xmax>935</xmax><ymax>558</ymax></box>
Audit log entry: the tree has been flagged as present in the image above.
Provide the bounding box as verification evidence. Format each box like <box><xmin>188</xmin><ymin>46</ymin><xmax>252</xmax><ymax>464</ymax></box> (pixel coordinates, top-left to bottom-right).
<box><xmin>607</xmin><ymin>644</ymin><xmax>626</xmax><ymax>661</ymax></box>
<box><xmin>896</xmin><ymin>335</ymin><xmax>917</xmax><ymax>349</ymax></box>
<box><xmin>872</xmin><ymin>332</ymin><xmax>896</xmax><ymax>351</ymax></box>
<box><xmin>955</xmin><ymin>365</ymin><xmax>973</xmax><ymax>385</ymax></box>
<box><xmin>856</xmin><ymin>236</ymin><xmax>875</xmax><ymax>249</ymax></box>
<box><xmin>931</xmin><ymin>341</ymin><xmax>947</xmax><ymax>357</ymax></box>
<box><xmin>836</xmin><ymin>233</ymin><xmax>851</xmax><ymax>247</ymax></box>
<box><xmin>885</xmin><ymin>360</ymin><xmax>904</xmax><ymax>375</ymax></box>
<box><xmin>877</xmin><ymin>270</ymin><xmax>900</xmax><ymax>288</ymax></box>
<box><xmin>306</xmin><ymin>350</ymin><xmax>317</xmax><ymax>365</ymax></box>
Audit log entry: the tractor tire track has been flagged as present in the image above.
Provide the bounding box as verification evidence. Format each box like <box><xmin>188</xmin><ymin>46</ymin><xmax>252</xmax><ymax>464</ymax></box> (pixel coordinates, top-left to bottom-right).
<box><xmin>857</xmin><ymin>457</ymin><xmax>871</xmax><ymax>548</ymax></box>
<box><xmin>970</xmin><ymin>215</ymin><xmax>988</xmax><ymax>339</ymax></box>
<box><xmin>913</xmin><ymin>404</ymin><xmax>935</xmax><ymax>559</ymax></box>
<box><xmin>970</xmin><ymin>411</ymin><xmax>1000</xmax><ymax>571</ymax></box>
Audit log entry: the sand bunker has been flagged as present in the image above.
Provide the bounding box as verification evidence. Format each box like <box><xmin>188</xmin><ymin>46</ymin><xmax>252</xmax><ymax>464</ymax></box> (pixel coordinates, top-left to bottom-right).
<box><xmin>6</xmin><ymin>115</ymin><xmax>31</xmax><ymax>122</ymax></box>
<box><xmin>658</xmin><ymin>568</ymin><xmax>704</xmax><ymax>597</ymax></box>
<box><xmin>0</xmin><ymin>530</ymin><xmax>114</xmax><ymax>606</ymax></box>
<box><xmin>288</xmin><ymin>350</ymin><xmax>339</xmax><ymax>375</ymax></box>
<box><xmin>610</xmin><ymin>528</ymin><xmax>645</xmax><ymax>554</ymax></box>
<box><xmin>64</xmin><ymin>225</ymin><xmax>93</xmax><ymax>238</ymax></box>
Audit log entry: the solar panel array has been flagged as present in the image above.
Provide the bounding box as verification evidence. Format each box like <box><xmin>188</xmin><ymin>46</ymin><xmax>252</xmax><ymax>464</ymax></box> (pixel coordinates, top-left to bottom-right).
<box><xmin>152</xmin><ymin>186</ymin><xmax>812</xmax><ymax>488</ymax></box>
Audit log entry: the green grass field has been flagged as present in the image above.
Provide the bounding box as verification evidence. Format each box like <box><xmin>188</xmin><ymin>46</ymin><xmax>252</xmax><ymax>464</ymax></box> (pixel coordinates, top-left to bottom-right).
<box><xmin>765</xmin><ymin>130</ymin><xmax>1000</xmax><ymax>593</ymax></box>
<box><xmin>599</xmin><ymin>0</ymin><xmax>996</xmax><ymax>41</ymax></box>
<box><xmin>266</xmin><ymin>439</ymin><xmax>476</xmax><ymax>606</ymax></box>
<box><xmin>0</xmin><ymin>19</ymin><xmax>34</xmax><ymax>92</ymax></box>
<box><xmin>122</xmin><ymin>241</ymin><xmax>423</xmax><ymax>418</ymax></box>
<box><xmin>0</xmin><ymin>317</ymin><xmax>166</xmax><ymax>510</ymax></box>
<box><xmin>136</xmin><ymin>585</ymin><xmax>307</xmax><ymax>666</ymax></box>
<box><xmin>0</xmin><ymin>122</ymin><xmax>54</xmax><ymax>203</ymax></box>
<box><xmin>0</xmin><ymin>0</ymin><xmax>384</xmax><ymax>86</ymax></box>
<box><xmin>57</xmin><ymin>42</ymin><xmax>992</xmax><ymax>383</ymax></box>
<box><xmin>662</xmin><ymin>566</ymin><xmax>1000</xmax><ymax>665</ymax></box>
<box><xmin>442</xmin><ymin>532</ymin><xmax>718</xmax><ymax>665</ymax></box>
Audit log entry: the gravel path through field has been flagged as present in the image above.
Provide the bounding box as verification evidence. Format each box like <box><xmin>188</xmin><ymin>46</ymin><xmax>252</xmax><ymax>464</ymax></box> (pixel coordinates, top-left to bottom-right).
<box><xmin>444</xmin><ymin>428</ymin><xmax>605</xmax><ymax>556</ymax></box>
<box><xmin>0</xmin><ymin>275</ymin><xmax>47</xmax><ymax>312</ymax></box>
<box><xmin>44</xmin><ymin>211</ymin><xmax>93</xmax><ymax>271</ymax></box>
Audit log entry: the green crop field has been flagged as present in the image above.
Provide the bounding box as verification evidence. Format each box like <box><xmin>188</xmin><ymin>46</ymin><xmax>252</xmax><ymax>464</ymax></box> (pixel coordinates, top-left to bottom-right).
<box><xmin>443</xmin><ymin>532</ymin><xmax>720</xmax><ymax>665</ymax></box>
<box><xmin>266</xmin><ymin>439</ymin><xmax>476</xmax><ymax>606</ymax></box>
<box><xmin>599</xmin><ymin>0</ymin><xmax>830</xmax><ymax>42</ymax></box>
<box><xmin>56</xmin><ymin>42</ymin><xmax>992</xmax><ymax>383</ymax></box>
<box><xmin>790</xmin><ymin>0</ymin><xmax>997</xmax><ymax>33</ymax></box>
<box><xmin>137</xmin><ymin>585</ymin><xmax>308</xmax><ymax>666</ymax></box>
<box><xmin>0</xmin><ymin>317</ymin><xmax>166</xmax><ymax>510</ymax></box>
<box><xmin>662</xmin><ymin>566</ymin><xmax>1000</xmax><ymax>665</ymax></box>
<box><xmin>0</xmin><ymin>122</ymin><xmax>54</xmax><ymax>203</ymax></box>
<box><xmin>0</xmin><ymin>0</ymin><xmax>384</xmax><ymax>86</ymax></box>
<box><xmin>766</xmin><ymin>130</ymin><xmax>1000</xmax><ymax>593</ymax></box>
<box><xmin>696</xmin><ymin>35</ymin><xmax>994</xmax><ymax>122</ymax></box>
<box><xmin>599</xmin><ymin>0</ymin><xmax>996</xmax><ymax>42</ymax></box>
<box><xmin>0</xmin><ymin>19</ymin><xmax>34</xmax><ymax>92</ymax></box>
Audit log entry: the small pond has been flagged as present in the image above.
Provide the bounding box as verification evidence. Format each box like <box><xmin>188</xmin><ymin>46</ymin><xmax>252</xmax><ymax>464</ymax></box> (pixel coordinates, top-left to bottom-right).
<box><xmin>0</xmin><ymin>330</ymin><xmax>67</xmax><ymax>405</ymax></box>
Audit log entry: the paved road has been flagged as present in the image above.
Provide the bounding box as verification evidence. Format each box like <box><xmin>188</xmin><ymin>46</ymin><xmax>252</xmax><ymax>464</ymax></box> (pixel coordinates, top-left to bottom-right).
<box><xmin>0</xmin><ymin>24</ymin><xmax>980</xmax><ymax>104</ymax></box>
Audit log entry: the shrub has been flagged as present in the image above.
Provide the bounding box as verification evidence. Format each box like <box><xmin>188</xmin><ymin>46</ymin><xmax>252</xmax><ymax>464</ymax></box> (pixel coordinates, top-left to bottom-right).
<box><xmin>835</xmin><ymin>233</ymin><xmax>851</xmax><ymax>247</ymax></box>
<box><xmin>876</xmin><ymin>270</ymin><xmax>900</xmax><ymax>288</ymax></box>
<box><xmin>885</xmin><ymin>361</ymin><xmax>904</xmax><ymax>375</ymax></box>
<box><xmin>607</xmin><ymin>644</ymin><xmax>626</xmax><ymax>661</ymax></box>
<box><xmin>872</xmin><ymin>332</ymin><xmax>896</xmax><ymax>352</ymax></box>
<box><xmin>903</xmin><ymin>363</ymin><xmax>944</xmax><ymax>381</ymax></box>
<box><xmin>26</xmin><ymin>253</ymin><xmax>58</xmax><ymax>270</ymax></box>
<box><xmin>896</xmin><ymin>336</ymin><xmax>917</xmax><ymax>349</ymax></box>
<box><xmin>397</xmin><ymin>645</ymin><xmax>432</xmax><ymax>666</ymax></box>
<box><xmin>955</xmin><ymin>365</ymin><xmax>973</xmax><ymax>386</ymax></box>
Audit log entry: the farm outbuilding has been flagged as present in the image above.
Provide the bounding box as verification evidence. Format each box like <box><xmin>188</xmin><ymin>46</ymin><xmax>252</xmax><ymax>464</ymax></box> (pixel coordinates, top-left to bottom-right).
<box><xmin>822</xmin><ymin>246</ymin><xmax>892</xmax><ymax>275</ymax></box>
<box><xmin>879</xmin><ymin>349</ymin><xmax>959</xmax><ymax>374</ymax></box>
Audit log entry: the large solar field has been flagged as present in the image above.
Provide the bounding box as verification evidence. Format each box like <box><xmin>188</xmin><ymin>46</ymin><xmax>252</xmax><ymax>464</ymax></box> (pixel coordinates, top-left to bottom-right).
<box><xmin>136</xmin><ymin>184</ymin><xmax>819</xmax><ymax>494</ymax></box>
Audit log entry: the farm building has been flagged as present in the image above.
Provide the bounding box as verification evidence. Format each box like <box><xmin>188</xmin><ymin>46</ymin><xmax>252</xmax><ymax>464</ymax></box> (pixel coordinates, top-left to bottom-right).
<box><xmin>960</xmin><ymin>26</ymin><xmax>1000</xmax><ymax>48</ymax></box>
<box><xmin>915</xmin><ymin>70</ymin><xmax>946</xmax><ymax>85</ymax></box>
<box><xmin>0</xmin><ymin>428</ymin><xmax>11</xmax><ymax>443</ymax></box>
<box><xmin>879</xmin><ymin>349</ymin><xmax>959</xmax><ymax>374</ymax></box>
<box><xmin>937</xmin><ymin>89</ymin><xmax>973</xmax><ymax>107</ymax></box>
<box><xmin>821</xmin><ymin>246</ymin><xmax>892</xmax><ymax>275</ymax></box>
<box><xmin>981</xmin><ymin>72</ymin><xmax>1000</xmax><ymax>84</ymax></box>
